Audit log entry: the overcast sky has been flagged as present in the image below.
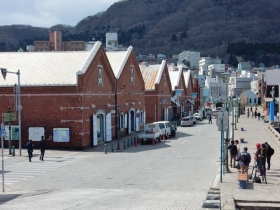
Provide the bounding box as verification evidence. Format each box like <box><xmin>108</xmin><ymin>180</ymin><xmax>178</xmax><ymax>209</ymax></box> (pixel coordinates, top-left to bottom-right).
<box><xmin>0</xmin><ymin>0</ymin><xmax>119</xmax><ymax>28</ymax></box>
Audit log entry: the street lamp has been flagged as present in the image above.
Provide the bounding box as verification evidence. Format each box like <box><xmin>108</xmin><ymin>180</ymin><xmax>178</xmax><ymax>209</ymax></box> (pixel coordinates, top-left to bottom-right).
<box><xmin>116</xmin><ymin>104</ymin><xmax>120</xmax><ymax>150</ymax></box>
<box><xmin>1</xmin><ymin>68</ymin><xmax>22</xmax><ymax>156</ymax></box>
<box><xmin>223</xmin><ymin>99</ymin><xmax>231</xmax><ymax>173</ymax></box>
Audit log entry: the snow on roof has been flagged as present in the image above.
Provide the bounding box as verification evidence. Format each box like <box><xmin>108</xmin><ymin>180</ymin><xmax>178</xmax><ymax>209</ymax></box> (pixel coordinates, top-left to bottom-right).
<box><xmin>0</xmin><ymin>41</ymin><xmax>102</xmax><ymax>86</ymax></box>
<box><xmin>183</xmin><ymin>70</ymin><xmax>191</xmax><ymax>88</ymax></box>
<box><xmin>168</xmin><ymin>65</ymin><xmax>182</xmax><ymax>90</ymax></box>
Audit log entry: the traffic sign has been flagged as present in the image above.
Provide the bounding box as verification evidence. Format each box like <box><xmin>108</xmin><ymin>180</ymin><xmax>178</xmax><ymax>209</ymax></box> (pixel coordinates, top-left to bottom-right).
<box><xmin>1</xmin><ymin>123</ymin><xmax>6</xmax><ymax>137</ymax></box>
<box><xmin>216</xmin><ymin>110</ymin><xmax>229</xmax><ymax>131</ymax></box>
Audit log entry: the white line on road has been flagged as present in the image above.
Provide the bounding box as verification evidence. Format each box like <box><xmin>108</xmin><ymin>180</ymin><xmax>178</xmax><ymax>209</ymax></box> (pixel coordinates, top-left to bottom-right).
<box><xmin>181</xmin><ymin>139</ymin><xmax>187</xmax><ymax>144</ymax></box>
<box><xmin>199</xmin><ymin>124</ymin><xmax>207</xmax><ymax>131</ymax></box>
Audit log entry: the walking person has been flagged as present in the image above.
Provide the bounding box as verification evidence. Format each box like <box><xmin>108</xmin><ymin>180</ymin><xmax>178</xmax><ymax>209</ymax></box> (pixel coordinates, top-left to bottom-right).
<box><xmin>39</xmin><ymin>136</ymin><xmax>46</xmax><ymax>161</ymax></box>
<box><xmin>257</xmin><ymin>112</ymin><xmax>261</xmax><ymax>121</ymax></box>
<box><xmin>264</xmin><ymin>142</ymin><xmax>274</xmax><ymax>170</ymax></box>
<box><xmin>254</xmin><ymin>110</ymin><xmax>257</xmax><ymax>118</ymax></box>
<box><xmin>251</xmin><ymin>111</ymin><xmax>254</xmax><ymax>118</ymax></box>
<box><xmin>228</xmin><ymin>140</ymin><xmax>237</xmax><ymax>168</ymax></box>
<box><xmin>235</xmin><ymin>140</ymin><xmax>240</xmax><ymax>156</ymax></box>
<box><xmin>208</xmin><ymin>114</ymin><xmax>212</xmax><ymax>124</ymax></box>
<box><xmin>236</xmin><ymin>147</ymin><xmax>251</xmax><ymax>174</ymax></box>
<box><xmin>247</xmin><ymin>111</ymin><xmax>250</xmax><ymax>118</ymax></box>
<box><xmin>25</xmin><ymin>140</ymin><xmax>34</xmax><ymax>162</ymax></box>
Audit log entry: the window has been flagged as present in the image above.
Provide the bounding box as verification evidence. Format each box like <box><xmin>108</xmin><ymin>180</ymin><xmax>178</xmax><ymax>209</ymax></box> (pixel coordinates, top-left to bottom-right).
<box><xmin>120</xmin><ymin>113</ymin><xmax>124</xmax><ymax>129</ymax></box>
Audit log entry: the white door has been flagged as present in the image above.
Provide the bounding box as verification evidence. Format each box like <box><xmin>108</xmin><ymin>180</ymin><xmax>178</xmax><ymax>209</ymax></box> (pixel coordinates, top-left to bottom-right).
<box><xmin>144</xmin><ymin>111</ymin><xmax>146</xmax><ymax>124</ymax></box>
<box><xmin>93</xmin><ymin>114</ymin><xmax>98</xmax><ymax>146</ymax></box>
<box><xmin>128</xmin><ymin>111</ymin><xmax>131</xmax><ymax>134</ymax></box>
<box><xmin>106</xmin><ymin>113</ymin><xmax>112</xmax><ymax>142</ymax></box>
<box><xmin>124</xmin><ymin>113</ymin><xmax>127</xmax><ymax>128</ymax></box>
<box><xmin>136</xmin><ymin>110</ymin><xmax>140</xmax><ymax>131</ymax></box>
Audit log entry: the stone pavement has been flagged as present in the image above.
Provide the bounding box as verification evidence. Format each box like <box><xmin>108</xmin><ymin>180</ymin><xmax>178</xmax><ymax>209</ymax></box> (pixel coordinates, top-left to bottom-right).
<box><xmin>216</xmin><ymin>108</ymin><xmax>280</xmax><ymax>209</ymax></box>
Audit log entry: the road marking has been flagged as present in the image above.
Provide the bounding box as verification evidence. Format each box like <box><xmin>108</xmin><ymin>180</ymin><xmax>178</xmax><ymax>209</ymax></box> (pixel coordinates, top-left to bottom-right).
<box><xmin>199</xmin><ymin>125</ymin><xmax>207</xmax><ymax>131</ymax></box>
<box><xmin>181</xmin><ymin>139</ymin><xmax>187</xmax><ymax>144</ymax></box>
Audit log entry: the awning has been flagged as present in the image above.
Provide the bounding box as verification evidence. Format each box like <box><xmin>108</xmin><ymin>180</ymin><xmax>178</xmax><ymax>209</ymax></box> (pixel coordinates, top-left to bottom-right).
<box><xmin>171</xmin><ymin>96</ymin><xmax>180</xmax><ymax>107</ymax></box>
<box><xmin>264</xmin><ymin>98</ymin><xmax>280</xmax><ymax>102</ymax></box>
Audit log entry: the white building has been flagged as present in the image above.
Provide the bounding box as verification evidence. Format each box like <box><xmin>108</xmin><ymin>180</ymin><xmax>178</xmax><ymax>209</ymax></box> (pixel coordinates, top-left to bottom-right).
<box><xmin>228</xmin><ymin>71</ymin><xmax>257</xmax><ymax>97</ymax></box>
<box><xmin>205</xmin><ymin>76</ymin><xmax>227</xmax><ymax>104</ymax></box>
<box><xmin>106</xmin><ymin>32</ymin><xmax>118</xmax><ymax>51</ymax></box>
<box><xmin>178</xmin><ymin>51</ymin><xmax>200</xmax><ymax>69</ymax></box>
<box><xmin>199</xmin><ymin>57</ymin><xmax>221</xmax><ymax>75</ymax></box>
<box><xmin>250</xmin><ymin>80</ymin><xmax>258</xmax><ymax>94</ymax></box>
<box><xmin>238</xmin><ymin>62</ymin><xmax>252</xmax><ymax>71</ymax></box>
<box><xmin>208</xmin><ymin>64</ymin><xmax>225</xmax><ymax>73</ymax></box>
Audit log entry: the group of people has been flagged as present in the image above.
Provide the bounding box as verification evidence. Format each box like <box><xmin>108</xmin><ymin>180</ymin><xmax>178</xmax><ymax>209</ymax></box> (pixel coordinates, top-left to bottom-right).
<box><xmin>247</xmin><ymin>106</ymin><xmax>261</xmax><ymax>120</ymax></box>
<box><xmin>228</xmin><ymin>139</ymin><xmax>274</xmax><ymax>175</ymax></box>
<box><xmin>25</xmin><ymin>136</ymin><xmax>47</xmax><ymax>162</ymax></box>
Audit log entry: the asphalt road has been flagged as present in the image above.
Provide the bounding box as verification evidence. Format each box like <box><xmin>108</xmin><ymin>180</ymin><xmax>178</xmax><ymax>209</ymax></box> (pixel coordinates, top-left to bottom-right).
<box><xmin>1</xmin><ymin>119</ymin><xmax>221</xmax><ymax>210</ymax></box>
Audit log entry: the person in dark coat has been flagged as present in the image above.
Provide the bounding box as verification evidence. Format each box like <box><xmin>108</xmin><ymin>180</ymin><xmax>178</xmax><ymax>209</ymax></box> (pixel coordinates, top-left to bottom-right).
<box><xmin>39</xmin><ymin>136</ymin><xmax>46</xmax><ymax>161</ymax></box>
<box><xmin>208</xmin><ymin>114</ymin><xmax>212</xmax><ymax>124</ymax></box>
<box><xmin>25</xmin><ymin>140</ymin><xmax>34</xmax><ymax>162</ymax></box>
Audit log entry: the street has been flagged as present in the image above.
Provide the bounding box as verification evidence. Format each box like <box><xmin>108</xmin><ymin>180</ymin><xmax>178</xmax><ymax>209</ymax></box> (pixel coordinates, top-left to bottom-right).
<box><xmin>1</xmin><ymin>119</ymin><xmax>221</xmax><ymax>210</ymax></box>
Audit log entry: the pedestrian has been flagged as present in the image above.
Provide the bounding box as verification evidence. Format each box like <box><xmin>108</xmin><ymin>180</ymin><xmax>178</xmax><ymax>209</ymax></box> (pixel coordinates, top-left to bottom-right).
<box><xmin>39</xmin><ymin>136</ymin><xmax>46</xmax><ymax>161</ymax></box>
<box><xmin>254</xmin><ymin>110</ymin><xmax>257</xmax><ymax>118</ymax></box>
<box><xmin>250</xmin><ymin>107</ymin><xmax>252</xmax><ymax>112</ymax></box>
<box><xmin>208</xmin><ymin>114</ymin><xmax>212</xmax><ymax>124</ymax></box>
<box><xmin>265</xmin><ymin>142</ymin><xmax>274</xmax><ymax>170</ymax></box>
<box><xmin>251</xmin><ymin>111</ymin><xmax>254</xmax><ymax>118</ymax></box>
<box><xmin>25</xmin><ymin>139</ymin><xmax>34</xmax><ymax>162</ymax></box>
<box><xmin>235</xmin><ymin>140</ymin><xmax>240</xmax><ymax>156</ymax></box>
<box><xmin>247</xmin><ymin>111</ymin><xmax>249</xmax><ymax>118</ymax></box>
<box><xmin>247</xmin><ymin>108</ymin><xmax>249</xmax><ymax>113</ymax></box>
<box><xmin>260</xmin><ymin>143</ymin><xmax>267</xmax><ymax>172</ymax></box>
<box><xmin>257</xmin><ymin>112</ymin><xmax>261</xmax><ymax>121</ymax></box>
<box><xmin>228</xmin><ymin>140</ymin><xmax>237</xmax><ymax>168</ymax></box>
<box><xmin>255</xmin><ymin>143</ymin><xmax>262</xmax><ymax>172</ymax></box>
<box><xmin>236</xmin><ymin>147</ymin><xmax>251</xmax><ymax>174</ymax></box>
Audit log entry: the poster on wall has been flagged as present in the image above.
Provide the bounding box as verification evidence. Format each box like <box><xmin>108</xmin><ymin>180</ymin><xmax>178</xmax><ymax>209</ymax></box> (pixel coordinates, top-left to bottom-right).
<box><xmin>53</xmin><ymin>128</ymin><xmax>70</xmax><ymax>142</ymax></box>
<box><xmin>28</xmin><ymin>127</ymin><xmax>45</xmax><ymax>141</ymax></box>
<box><xmin>4</xmin><ymin>125</ymin><xmax>19</xmax><ymax>140</ymax></box>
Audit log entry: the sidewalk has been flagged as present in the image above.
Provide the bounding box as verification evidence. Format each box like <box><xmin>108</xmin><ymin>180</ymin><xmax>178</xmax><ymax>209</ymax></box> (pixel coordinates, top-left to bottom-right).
<box><xmin>218</xmin><ymin>109</ymin><xmax>280</xmax><ymax>209</ymax></box>
<box><xmin>1</xmin><ymin>132</ymin><xmax>140</xmax><ymax>166</ymax></box>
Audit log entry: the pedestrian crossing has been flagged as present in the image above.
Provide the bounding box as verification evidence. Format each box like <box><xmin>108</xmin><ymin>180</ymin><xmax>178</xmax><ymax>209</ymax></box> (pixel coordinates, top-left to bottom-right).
<box><xmin>0</xmin><ymin>156</ymin><xmax>84</xmax><ymax>185</ymax></box>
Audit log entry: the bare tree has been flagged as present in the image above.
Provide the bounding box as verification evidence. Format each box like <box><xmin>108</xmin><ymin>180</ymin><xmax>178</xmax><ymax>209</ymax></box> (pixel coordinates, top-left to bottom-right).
<box><xmin>240</xmin><ymin>90</ymin><xmax>247</xmax><ymax>110</ymax></box>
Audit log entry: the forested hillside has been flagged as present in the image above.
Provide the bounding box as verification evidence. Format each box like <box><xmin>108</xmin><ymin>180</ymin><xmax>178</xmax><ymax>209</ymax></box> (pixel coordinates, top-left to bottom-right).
<box><xmin>1</xmin><ymin>0</ymin><xmax>280</xmax><ymax>66</ymax></box>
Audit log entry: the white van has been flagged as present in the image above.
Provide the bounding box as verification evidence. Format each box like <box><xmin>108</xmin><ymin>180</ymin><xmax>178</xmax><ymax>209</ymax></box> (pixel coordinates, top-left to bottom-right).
<box><xmin>153</xmin><ymin>121</ymin><xmax>171</xmax><ymax>139</ymax></box>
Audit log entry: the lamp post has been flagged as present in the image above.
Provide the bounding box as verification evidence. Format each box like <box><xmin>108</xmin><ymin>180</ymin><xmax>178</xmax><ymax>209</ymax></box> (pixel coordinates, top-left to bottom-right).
<box><xmin>224</xmin><ymin>99</ymin><xmax>231</xmax><ymax>173</ymax></box>
<box><xmin>1</xmin><ymin>69</ymin><xmax>22</xmax><ymax>156</ymax></box>
<box><xmin>116</xmin><ymin>104</ymin><xmax>120</xmax><ymax>150</ymax></box>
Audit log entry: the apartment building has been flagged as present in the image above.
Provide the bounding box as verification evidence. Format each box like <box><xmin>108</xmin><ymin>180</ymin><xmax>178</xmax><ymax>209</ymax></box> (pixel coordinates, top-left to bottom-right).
<box><xmin>199</xmin><ymin>57</ymin><xmax>221</xmax><ymax>75</ymax></box>
<box><xmin>34</xmin><ymin>31</ymin><xmax>85</xmax><ymax>51</ymax></box>
<box><xmin>178</xmin><ymin>51</ymin><xmax>200</xmax><ymax>69</ymax></box>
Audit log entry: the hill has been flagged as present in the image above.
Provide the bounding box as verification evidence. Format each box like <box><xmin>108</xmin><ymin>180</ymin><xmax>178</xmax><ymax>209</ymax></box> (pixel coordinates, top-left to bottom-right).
<box><xmin>1</xmin><ymin>0</ymin><xmax>280</xmax><ymax>66</ymax></box>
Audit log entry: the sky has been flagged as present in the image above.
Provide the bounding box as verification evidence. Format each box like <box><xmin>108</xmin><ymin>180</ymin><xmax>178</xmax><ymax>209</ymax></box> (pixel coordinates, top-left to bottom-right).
<box><xmin>0</xmin><ymin>0</ymin><xmax>119</xmax><ymax>28</ymax></box>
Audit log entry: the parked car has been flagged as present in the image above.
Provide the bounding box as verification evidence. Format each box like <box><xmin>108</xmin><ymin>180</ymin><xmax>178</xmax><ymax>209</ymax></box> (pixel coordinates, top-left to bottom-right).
<box><xmin>194</xmin><ymin>110</ymin><xmax>204</xmax><ymax>119</ymax></box>
<box><xmin>153</xmin><ymin>121</ymin><xmax>172</xmax><ymax>139</ymax></box>
<box><xmin>193</xmin><ymin>113</ymin><xmax>202</xmax><ymax>121</ymax></box>
<box><xmin>188</xmin><ymin>116</ymin><xmax>196</xmax><ymax>124</ymax></box>
<box><xmin>181</xmin><ymin>117</ymin><xmax>194</xmax><ymax>127</ymax></box>
<box><xmin>138</xmin><ymin>123</ymin><xmax>162</xmax><ymax>144</ymax></box>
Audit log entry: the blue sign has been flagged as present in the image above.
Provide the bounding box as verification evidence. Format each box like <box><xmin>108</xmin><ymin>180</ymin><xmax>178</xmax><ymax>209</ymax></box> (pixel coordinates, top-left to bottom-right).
<box><xmin>1</xmin><ymin>123</ymin><xmax>6</xmax><ymax>137</ymax></box>
<box><xmin>174</xmin><ymin>89</ymin><xmax>183</xmax><ymax>97</ymax></box>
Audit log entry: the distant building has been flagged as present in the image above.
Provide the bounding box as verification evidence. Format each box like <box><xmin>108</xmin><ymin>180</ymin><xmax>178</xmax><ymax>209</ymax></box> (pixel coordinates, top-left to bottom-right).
<box><xmin>34</xmin><ymin>31</ymin><xmax>85</xmax><ymax>51</ymax></box>
<box><xmin>245</xmin><ymin>90</ymin><xmax>258</xmax><ymax>106</ymax></box>
<box><xmin>199</xmin><ymin>57</ymin><xmax>221</xmax><ymax>75</ymax></box>
<box><xmin>238</xmin><ymin>62</ymin><xmax>252</xmax><ymax>71</ymax></box>
<box><xmin>178</xmin><ymin>51</ymin><xmax>200</xmax><ymax>69</ymax></box>
<box><xmin>26</xmin><ymin>45</ymin><xmax>35</xmax><ymax>52</ymax></box>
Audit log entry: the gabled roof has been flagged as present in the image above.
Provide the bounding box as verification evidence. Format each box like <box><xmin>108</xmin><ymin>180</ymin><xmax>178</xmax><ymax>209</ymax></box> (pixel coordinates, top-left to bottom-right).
<box><xmin>183</xmin><ymin>70</ymin><xmax>192</xmax><ymax>88</ymax></box>
<box><xmin>168</xmin><ymin>65</ymin><xmax>183</xmax><ymax>90</ymax></box>
<box><xmin>0</xmin><ymin>41</ymin><xmax>102</xmax><ymax>86</ymax></box>
<box><xmin>139</xmin><ymin>60</ymin><xmax>166</xmax><ymax>90</ymax></box>
<box><xmin>265</xmin><ymin>69</ymin><xmax>280</xmax><ymax>85</ymax></box>
<box><xmin>106</xmin><ymin>46</ymin><xmax>132</xmax><ymax>79</ymax></box>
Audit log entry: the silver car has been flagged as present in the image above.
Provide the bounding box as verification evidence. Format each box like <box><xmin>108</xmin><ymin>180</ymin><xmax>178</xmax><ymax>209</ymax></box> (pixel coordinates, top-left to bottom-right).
<box><xmin>181</xmin><ymin>117</ymin><xmax>194</xmax><ymax>127</ymax></box>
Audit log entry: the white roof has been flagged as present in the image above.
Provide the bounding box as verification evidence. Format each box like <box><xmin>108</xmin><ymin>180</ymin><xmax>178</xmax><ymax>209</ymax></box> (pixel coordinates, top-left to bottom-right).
<box><xmin>183</xmin><ymin>70</ymin><xmax>191</xmax><ymax>88</ymax></box>
<box><xmin>0</xmin><ymin>41</ymin><xmax>102</xmax><ymax>86</ymax></box>
<box><xmin>168</xmin><ymin>65</ymin><xmax>182</xmax><ymax>90</ymax></box>
<box><xmin>106</xmin><ymin>46</ymin><xmax>132</xmax><ymax>79</ymax></box>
